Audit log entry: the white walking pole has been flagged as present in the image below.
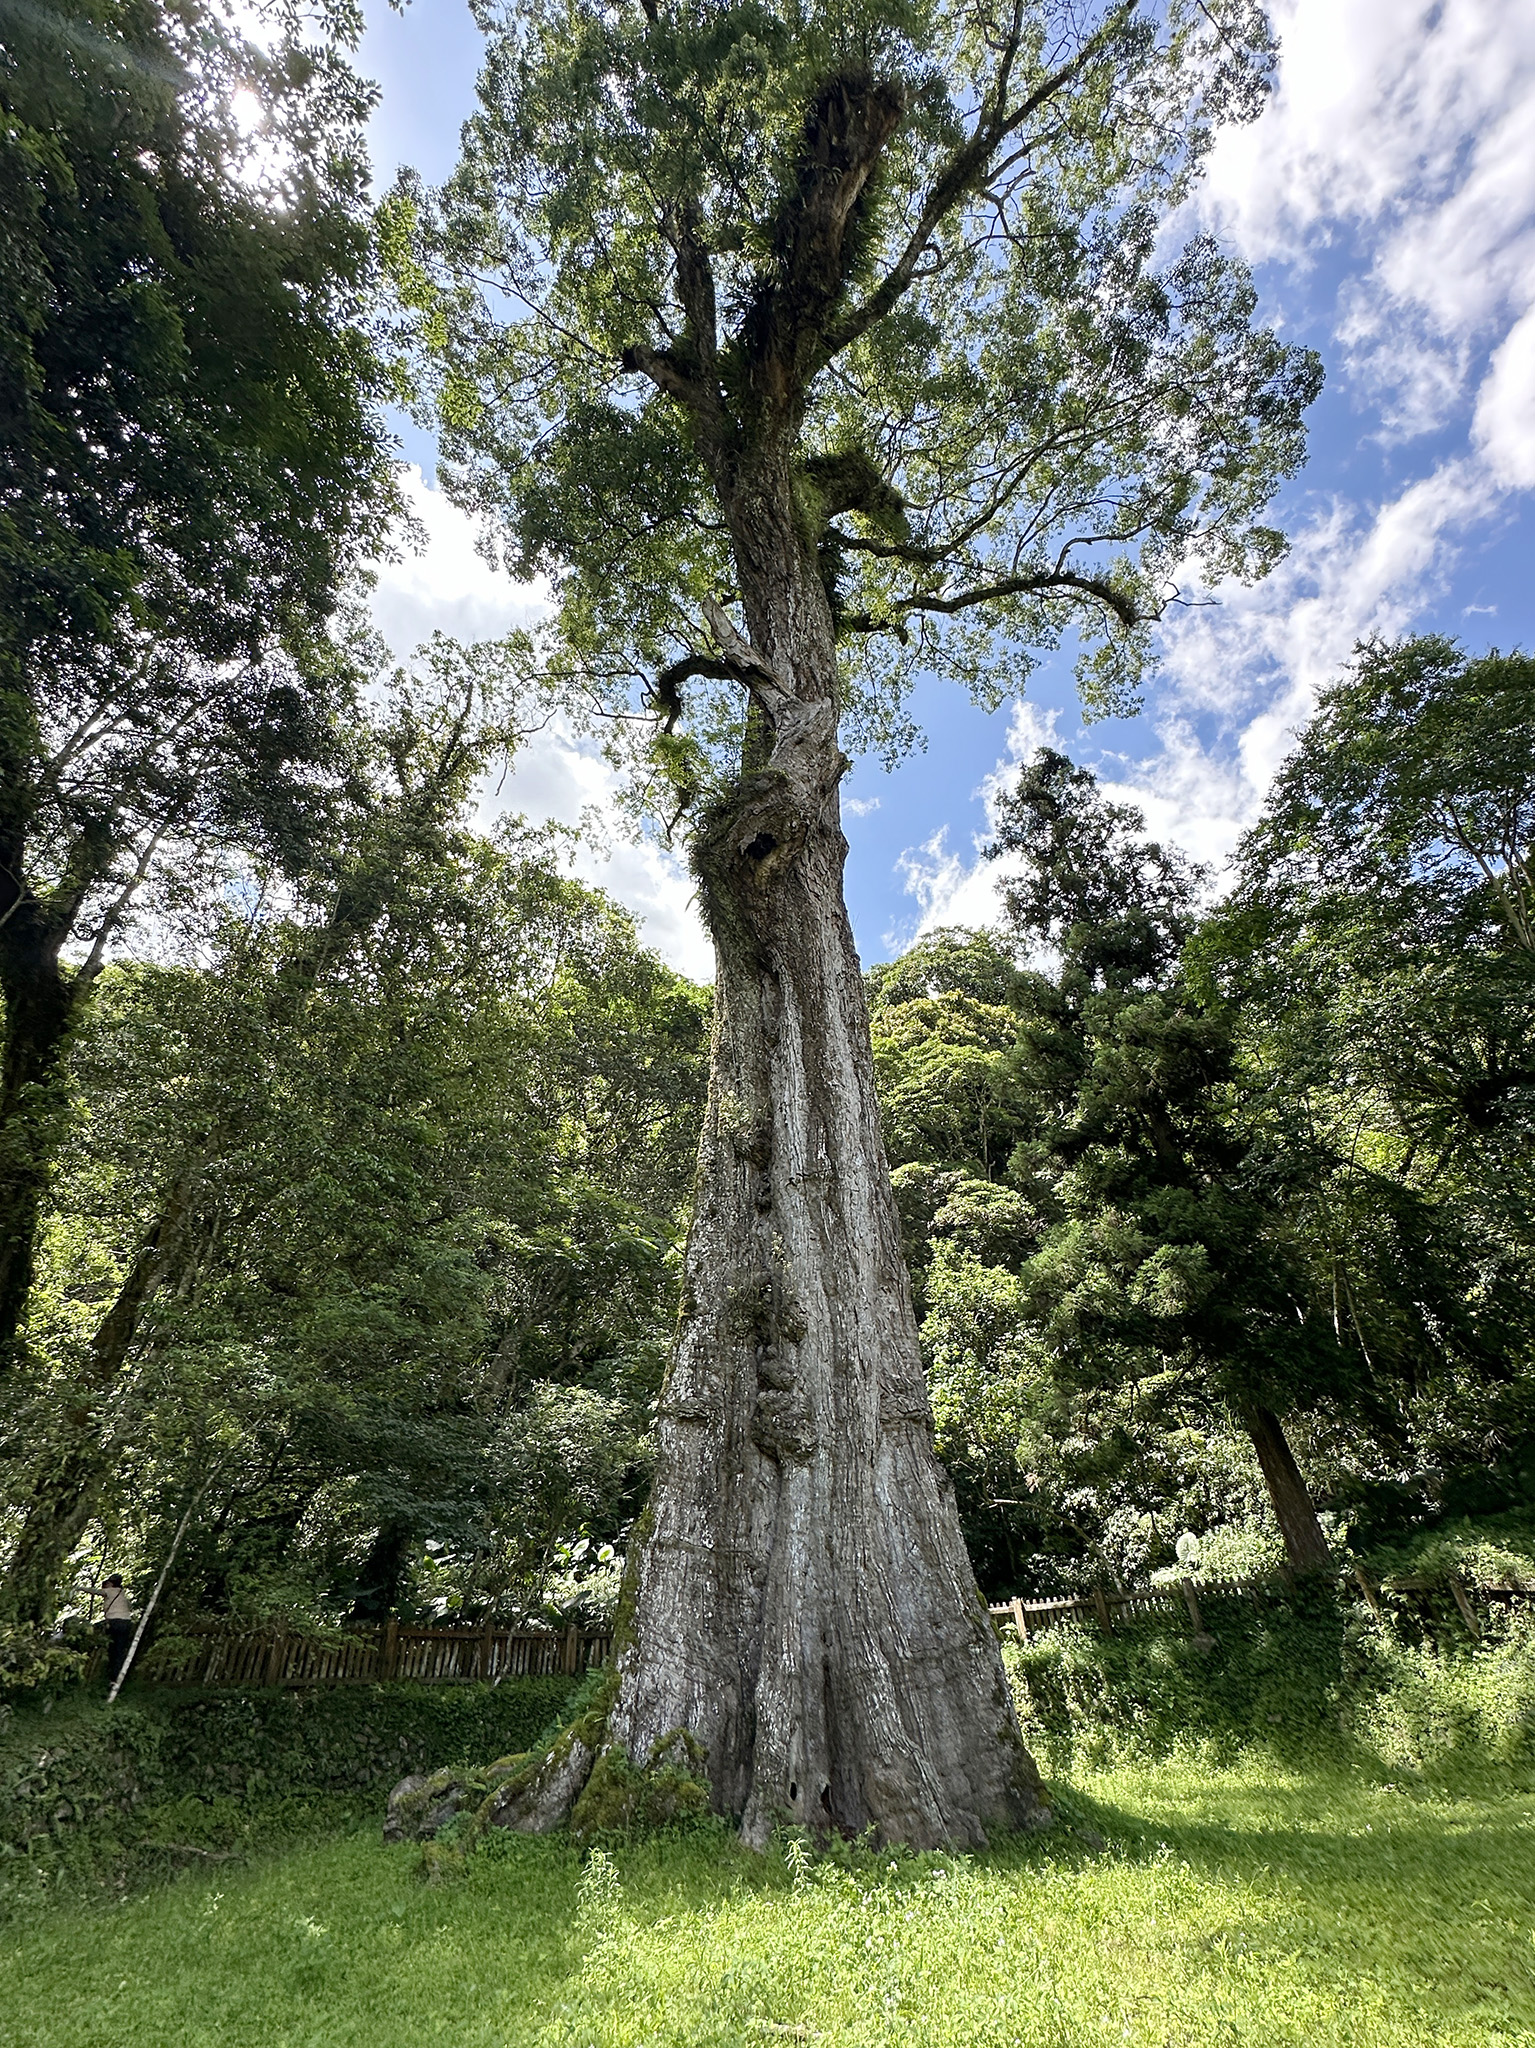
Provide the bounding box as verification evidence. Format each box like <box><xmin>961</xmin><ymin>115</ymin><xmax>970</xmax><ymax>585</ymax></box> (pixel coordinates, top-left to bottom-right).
<box><xmin>107</xmin><ymin>1480</ymin><xmax>208</xmax><ymax>1705</ymax></box>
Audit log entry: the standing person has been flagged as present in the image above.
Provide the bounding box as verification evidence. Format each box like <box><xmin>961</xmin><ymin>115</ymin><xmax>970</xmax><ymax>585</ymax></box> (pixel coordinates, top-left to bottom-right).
<box><xmin>99</xmin><ymin>1575</ymin><xmax>135</xmax><ymax>1688</ymax></box>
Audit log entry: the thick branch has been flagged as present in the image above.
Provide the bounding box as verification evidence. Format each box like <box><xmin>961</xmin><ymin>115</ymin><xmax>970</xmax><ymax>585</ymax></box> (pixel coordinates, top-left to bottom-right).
<box><xmin>701</xmin><ymin>599</ymin><xmax>795</xmax><ymax>715</ymax></box>
<box><xmin>748</xmin><ymin>71</ymin><xmax>908</xmax><ymax>397</ymax></box>
<box><xmin>651</xmin><ymin>653</ymin><xmax>744</xmax><ymax>732</ymax></box>
<box><xmin>621</xmin><ymin>343</ymin><xmax>719</xmax><ymax>429</ymax></box>
<box><xmin>845</xmin><ymin>567</ymin><xmax>1143</xmax><ymax>634</ymax></box>
<box><xmin>665</xmin><ymin>198</ymin><xmax>720</xmax><ymax>374</ymax></box>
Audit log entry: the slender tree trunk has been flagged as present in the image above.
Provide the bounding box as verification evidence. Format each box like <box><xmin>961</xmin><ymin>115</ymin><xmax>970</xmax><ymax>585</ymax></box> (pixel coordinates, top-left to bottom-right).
<box><xmin>3</xmin><ymin>1188</ymin><xmax>191</xmax><ymax>1622</ymax></box>
<box><xmin>604</xmin><ymin>464</ymin><xmax>1046</xmax><ymax>1848</ymax></box>
<box><xmin>345</xmin><ymin>1519</ymin><xmax>414</xmax><ymax>1624</ymax></box>
<box><xmin>1240</xmin><ymin>1401</ymin><xmax>1332</xmax><ymax>1574</ymax></box>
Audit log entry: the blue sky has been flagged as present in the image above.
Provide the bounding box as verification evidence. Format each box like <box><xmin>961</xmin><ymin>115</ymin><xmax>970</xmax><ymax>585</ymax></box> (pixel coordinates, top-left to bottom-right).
<box><xmin>358</xmin><ymin>0</ymin><xmax>1535</xmax><ymax>982</ymax></box>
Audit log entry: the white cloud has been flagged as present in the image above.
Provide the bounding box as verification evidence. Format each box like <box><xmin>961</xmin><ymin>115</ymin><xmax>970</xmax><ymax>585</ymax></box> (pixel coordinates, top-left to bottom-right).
<box><xmin>1197</xmin><ymin>0</ymin><xmax>1535</xmax><ymax>444</ymax></box>
<box><xmin>370</xmin><ymin>466</ymin><xmax>549</xmax><ymax>658</ymax></box>
<box><xmin>891</xmin><ymin>702</ymin><xmax>1055</xmax><ymax>943</ymax></box>
<box><xmin>1474</xmin><ymin>306</ymin><xmax>1535</xmax><ymax>490</ymax></box>
<box><xmin>894</xmin><ymin>828</ymin><xmax>1001</xmax><ymax>941</ymax></box>
<box><xmin>1093</xmin><ymin>458</ymin><xmax>1501</xmax><ymax>877</ymax></box>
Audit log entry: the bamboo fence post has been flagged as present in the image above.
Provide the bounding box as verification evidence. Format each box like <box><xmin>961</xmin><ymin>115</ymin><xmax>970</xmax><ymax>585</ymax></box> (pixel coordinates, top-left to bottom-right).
<box><xmin>381</xmin><ymin>1614</ymin><xmax>399</xmax><ymax>1680</ymax></box>
<box><xmin>1353</xmin><ymin>1563</ymin><xmax>1383</xmax><ymax>1615</ymax></box>
<box><xmin>1449</xmin><ymin>1575</ymin><xmax>1482</xmax><ymax>1639</ymax></box>
<box><xmin>1090</xmin><ymin>1586</ymin><xmax>1114</xmax><ymax>1636</ymax></box>
<box><xmin>1011</xmin><ymin>1597</ymin><xmax>1029</xmax><ymax>1644</ymax></box>
<box><xmin>478</xmin><ymin>1616</ymin><xmax>495</xmax><ymax>1681</ymax></box>
<box><xmin>263</xmin><ymin>1629</ymin><xmax>289</xmax><ymax>1687</ymax></box>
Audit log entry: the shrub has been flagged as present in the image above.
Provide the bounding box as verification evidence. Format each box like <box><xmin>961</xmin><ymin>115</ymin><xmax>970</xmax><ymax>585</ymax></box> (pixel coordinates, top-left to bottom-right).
<box><xmin>1348</xmin><ymin>1609</ymin><xmax>1535</xmax><ymax>1772</ymax></box>
<box><xmin>1007</xmin><ymin>1580</ymin><xmax>1348</xmax><ymax>1771</ymax></box>
<box><xmin>1363</xmin><ymin>1512</ymin><xmax>1535</xmax><ymax>1594</ymax></box>
<box><xmin>0</xmin><ymin>1677</ymin><xmax>578</xmax><ymax>1917</ymax></box>
<box><xmin>1006</xmin><ymin>1578</ymin><xmax>1535</xmax><ymax>1784</ymax></box>
<box><xmin>0</xmin><ymin>1625</ymin><xmax>87</xmax><ymax>1705</ymax></box>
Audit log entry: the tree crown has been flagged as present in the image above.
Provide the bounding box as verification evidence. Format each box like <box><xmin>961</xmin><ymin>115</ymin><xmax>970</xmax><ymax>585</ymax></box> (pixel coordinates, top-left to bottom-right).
<box><xmin>400</xmin><ymin>0</ymin><xmax>1321</xmax><ymax>804</ymax></box>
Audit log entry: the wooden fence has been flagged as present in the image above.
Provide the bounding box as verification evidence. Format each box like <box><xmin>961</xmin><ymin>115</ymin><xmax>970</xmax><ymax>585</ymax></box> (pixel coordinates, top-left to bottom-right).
<box><xmin>91</xmin><ymin>1569</ymin><xmax>1532</xmax><ymax>1688</ymax></box>
<box><xmin>117</xmin><ymin>1618</ymin><xmax>613</xmax><ymax>1690</ymax></box>
<box><xmin>989</xmin><ymin>1565</ymin><xmax>1535</xmax><ymax>1646</ymax></box>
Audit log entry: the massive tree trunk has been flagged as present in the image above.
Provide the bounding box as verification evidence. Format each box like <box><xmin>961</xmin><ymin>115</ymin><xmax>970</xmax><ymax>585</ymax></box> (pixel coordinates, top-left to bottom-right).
<box><xmin>601</xmin><ymin>461</ymin><xmax>1046</xmax><ymax>1848</ymax></box>
<box><xmin>1240</xmin><ymin>1400</ymin><xmax>1332</xmax><ymax>1575</ymax></box>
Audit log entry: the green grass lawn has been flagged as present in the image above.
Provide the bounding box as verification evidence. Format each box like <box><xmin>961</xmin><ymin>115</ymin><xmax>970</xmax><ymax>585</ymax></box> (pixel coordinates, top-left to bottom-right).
<box><xmin>3</xmin><ymin>1754</ymin><xmax>1532</xmax><ymax>2047</ymax></box>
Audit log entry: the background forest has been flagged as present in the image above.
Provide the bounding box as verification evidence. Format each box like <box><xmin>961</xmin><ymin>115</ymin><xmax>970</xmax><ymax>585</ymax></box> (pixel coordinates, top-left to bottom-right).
<box><xmin>2</xmin><ymin>0</ymin><xmax>1533</xmax><ymax>1675</ymax></box>
<box><xmin>4</xmin><ymin>634</ymin><xmax>1533</xmax><ymax>1659</ymax></box>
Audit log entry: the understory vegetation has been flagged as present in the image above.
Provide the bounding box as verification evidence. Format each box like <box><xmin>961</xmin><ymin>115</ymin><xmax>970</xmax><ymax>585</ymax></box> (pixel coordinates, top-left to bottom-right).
<box><xmin>0</xmin><ymin>1677</ymin><xmax>579</xmax><ymax>1919</ymax></box>
<box><xmin>3</xmin><ymin>0</ymin><xmax>1531</xmax><ymax>1689</ymax></box>
<box><xmin>2</xmin><ymin>1748</ymin><xmax>1531</xmax><ymax>2048</ymax></box>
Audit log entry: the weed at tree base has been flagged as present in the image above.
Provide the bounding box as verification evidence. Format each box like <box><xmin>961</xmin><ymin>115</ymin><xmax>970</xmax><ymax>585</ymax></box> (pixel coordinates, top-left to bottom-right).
<box><xmin>1</xmin><ymin>1754</ymin><xmax>1531</xmax><ymax>2046</ymax></box>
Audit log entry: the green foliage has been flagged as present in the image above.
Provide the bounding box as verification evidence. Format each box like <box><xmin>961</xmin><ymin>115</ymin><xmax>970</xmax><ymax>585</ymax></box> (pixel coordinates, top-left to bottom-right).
<box><xmin>1202</xmin><ymin>636</ymin><xmax>1535</xmax><ymax>1542</ymax></box>
<box><xmin>1005</xmin><ymin>1581</ymin><xmax>1535</xmax><ymax>1790</ymax></box>
<box><xmin>1362</xmin><ymin>1512</ymin><xmax>1535</xmax><ymax>1594</ymax></box>
<box><xmin>2</xmin><ymin>1758</ymin><xmax>1533</xmax><ymax>2044</ymax></box>
<box><xmin>1006</xmin><ymin>1585</ymin><xmax>1353</xmax><ymax>1771</ymax></box>
<box><xmin>871</xmin><ymin>774</ymin><xmax>1345</xmax><ymax>1587</ymax></box>
<box><xmin>873</xmin><ymin>989</ymin><xmax>1028</xmax><ymax>1178</ymax></box>
<box><xmin>4</xmin><ymin>653</ymin><xmax>709</xmax><ymax>1630</ymax></box>
<box><xmin>1352</xmin><ymin>1614</ymin><xmax>1535</xmax><ymax>1774</ymax></box>
<box><xmin>0</xmin><ymin>0</ymin><xmax>405</xmax><ymax>1393</ymax></box>
<box><xmin>989</xmin><ymin>747</ymin><xmax>1207</xmax><ymax>983</ymax></box>
<box><xmin>1241</xmin><ymin>637</ymin><xmax>1535</xmax><ymax>947</ymax></box>
<box><xmin>0</xmin><ymin>1625</ymin><xmax>85</xmax><ymax>1703</ymax></box>
<box><xmin>407</xmin><ymin>0</ymin><xmax>1318</xmax><ymax>800</ymax></box>
<box><xmin>0</xmin><ymin>0</ymin><xmax>399</xmax><ymax>681</ymax></box>
<box><xmin>0</xmin><ymin>1678</ymin><xmax>577</xmax><ymax>1918</ymax></box>
<box><xmin>876</xmin><ymin>670</ymin><xmax>1535</xmax><ymax>1589</ymax></box>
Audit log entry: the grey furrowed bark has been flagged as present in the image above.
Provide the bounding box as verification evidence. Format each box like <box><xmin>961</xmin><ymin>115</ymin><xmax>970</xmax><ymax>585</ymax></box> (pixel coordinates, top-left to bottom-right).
<box><xmin>601</xmin><ymin>466</ymin><xmax>1047</xmax><ymax>1846</ymax></box>
<box><xmin>607</xmin><ymin>747</ymin><xmax>1045</xmax><ymax>1848</ymax></box>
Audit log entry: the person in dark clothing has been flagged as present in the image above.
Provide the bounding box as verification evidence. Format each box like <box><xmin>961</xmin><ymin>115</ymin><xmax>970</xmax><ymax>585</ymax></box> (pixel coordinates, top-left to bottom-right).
<box><xmin>99</xmin><ymin>1574</ymin><xmax>135</xmax><ymax>1686</ymax></box>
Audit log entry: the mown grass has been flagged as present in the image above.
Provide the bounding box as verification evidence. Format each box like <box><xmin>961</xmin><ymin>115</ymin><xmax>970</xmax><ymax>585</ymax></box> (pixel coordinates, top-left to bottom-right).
<box><xmin>3</xmin><ymin>1752</ymin><xmax>1532</xmax><ymax>2047</ymax></box>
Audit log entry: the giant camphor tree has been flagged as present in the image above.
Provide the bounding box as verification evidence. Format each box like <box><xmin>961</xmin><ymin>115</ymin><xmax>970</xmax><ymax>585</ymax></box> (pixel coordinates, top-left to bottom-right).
<box><xmin>403</xmin><ymin>0</ymin><xmax>1321</xmax><ymax>1846</ymax></box>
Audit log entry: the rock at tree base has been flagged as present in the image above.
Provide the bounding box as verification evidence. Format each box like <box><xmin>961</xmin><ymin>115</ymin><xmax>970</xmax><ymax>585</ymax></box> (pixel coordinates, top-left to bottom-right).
<box><xmin>383</xmin><ymin>1752</ymin><xmax>537</xmax><ymax>1843</ymax></box>
<box><xmin>482</xmin><ymin>1733</ymin><xmax>598</xmax><ymax>1834</ymax></box>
